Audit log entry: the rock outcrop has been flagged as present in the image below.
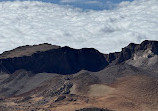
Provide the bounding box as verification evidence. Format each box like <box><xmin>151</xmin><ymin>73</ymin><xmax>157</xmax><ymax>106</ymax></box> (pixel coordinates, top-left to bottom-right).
<box><xmin>0</xmin><ymin>46</ymin><xmax>108</xmax><ymax>74</ymax></box>
<box><xmin>105</xmin><ymin>40</ymin><xmax>158</xmax><ymax>63</ymax></box>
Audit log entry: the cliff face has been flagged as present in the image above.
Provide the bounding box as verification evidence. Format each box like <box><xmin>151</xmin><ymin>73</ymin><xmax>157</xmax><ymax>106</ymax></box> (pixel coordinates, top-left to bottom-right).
<box><xmin>105</xmin><ymin>40</ymin><xmax>158</xmax><ymax>63</ymax></box>
<box><xmin>0</xmin><ymin>46</ymin><xmax>108</xmax><ymax>74</ymax></box>
<box><xmin>0</xmin><ymin>40</ymin><xmax>158</xmax><ymax>74</ymax></box>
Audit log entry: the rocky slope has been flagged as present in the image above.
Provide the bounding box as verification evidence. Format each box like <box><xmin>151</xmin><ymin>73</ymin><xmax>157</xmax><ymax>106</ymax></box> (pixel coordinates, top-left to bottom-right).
<box><xmin>0</xmin><ymin>40</ymin><xmax>158</xmax><ymax>111</ymax></box>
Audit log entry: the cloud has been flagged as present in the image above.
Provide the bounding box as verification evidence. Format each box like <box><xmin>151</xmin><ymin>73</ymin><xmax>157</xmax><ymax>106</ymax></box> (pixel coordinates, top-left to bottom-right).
<box><xmin>0</xmin><ymin>0</ymin><xmax>157</xmax><ymax>54</ymax></box>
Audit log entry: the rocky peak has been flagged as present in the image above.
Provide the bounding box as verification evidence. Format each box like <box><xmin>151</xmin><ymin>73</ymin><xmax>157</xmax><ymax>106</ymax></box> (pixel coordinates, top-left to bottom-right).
<box><xmin>106</xmin><ymin>40</ymin><xmax>158</xmax><ymax>63</ymax></box>
<box><xmin>125</xmin><ymin>40</ymin><xmax>158</xmax><ymax>54</ymax></box>
<box><xmin>140</xmin><ymin>40</ymin><xmax>158</xmax><ymax>54</ymax></box>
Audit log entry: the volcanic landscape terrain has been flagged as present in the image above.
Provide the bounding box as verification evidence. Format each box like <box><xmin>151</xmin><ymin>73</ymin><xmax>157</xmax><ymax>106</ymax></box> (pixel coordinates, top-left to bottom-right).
<box><xmin>0</xmin><ymin>40</ymin><xmax>158</xmax><ymax>111</ymax></box>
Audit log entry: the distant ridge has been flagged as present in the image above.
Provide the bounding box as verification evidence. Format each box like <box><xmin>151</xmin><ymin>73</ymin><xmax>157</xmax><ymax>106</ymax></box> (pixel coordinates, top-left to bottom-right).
<box><xmin>0</xmin><ymin>45</ymin><xmax>108</xmax><ymax>74</ymax></box>
<box><xmin>0</xmin><ymin>40</ymin><xmax>158</xmax><ymax>74</ymax></box>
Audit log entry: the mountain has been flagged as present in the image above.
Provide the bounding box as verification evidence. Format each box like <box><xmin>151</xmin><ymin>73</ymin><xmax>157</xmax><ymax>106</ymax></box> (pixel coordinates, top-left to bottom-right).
<box><xmin>0</xmin><ymin>43</ymin><xmax>107</xmax><ymax>74</ymax></box>
<box><xmin>0</xmin><ymin>40</ymin><xmax>158</xmax><ymax>111</ymax></box>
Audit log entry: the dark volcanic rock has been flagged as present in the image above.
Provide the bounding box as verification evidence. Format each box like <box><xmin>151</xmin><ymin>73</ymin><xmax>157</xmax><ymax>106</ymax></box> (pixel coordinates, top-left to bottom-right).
<box><xmin>76</xmin><ymin>108</ymin><xmax>114</xmax><ymax>111</ymax></box>
<box><xmin>54</xmin><ymin>96</ymin><xmax>66</xmax><ymax>102</ymax></box>
<box><xmin>0</xmin><ymin>46</ymin><xmax>108</xmax><ymax>74</ymax></box>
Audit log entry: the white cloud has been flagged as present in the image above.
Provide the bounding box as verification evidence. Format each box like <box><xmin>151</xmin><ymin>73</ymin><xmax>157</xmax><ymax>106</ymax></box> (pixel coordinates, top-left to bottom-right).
<box><xmin>0</xmin><ymin>0</ymin><xmax>157</xmax><ymax>54</ymax></box>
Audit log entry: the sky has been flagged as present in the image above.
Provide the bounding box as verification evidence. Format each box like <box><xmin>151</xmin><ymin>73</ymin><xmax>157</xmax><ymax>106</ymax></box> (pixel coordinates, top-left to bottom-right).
<box><xmin>0</xmin><ymin>0</ymin><xmax>157</xmax><ymax>54</ymax></box>
<box><xmin>0</xmin><ymin>0</ymin><xmax>134</xmax><ymax>10</ymax></box>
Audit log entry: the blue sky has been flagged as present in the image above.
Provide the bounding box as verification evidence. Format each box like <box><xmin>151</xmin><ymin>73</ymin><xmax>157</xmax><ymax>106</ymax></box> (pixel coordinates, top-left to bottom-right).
<box><xmin>0</xmin><ymin>0</ymin><xmax>134</xmax><ymax>10</ymax></box>
<box><xmin>59</xmin><ymin>0</ymin><xmax>134</xmax><ymax>10</ymax></box>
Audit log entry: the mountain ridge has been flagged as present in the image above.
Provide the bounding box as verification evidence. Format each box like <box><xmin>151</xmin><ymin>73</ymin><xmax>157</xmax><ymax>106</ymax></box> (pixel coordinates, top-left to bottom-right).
<box><xmin>0</xmin><ymin>40</ymin><xmax>158</xmax><ymax>111</ymax></box>
<box><xmin>0</xmin><ymin>40</ymin><xmax>157</xmax><ymax>74</ymax></box>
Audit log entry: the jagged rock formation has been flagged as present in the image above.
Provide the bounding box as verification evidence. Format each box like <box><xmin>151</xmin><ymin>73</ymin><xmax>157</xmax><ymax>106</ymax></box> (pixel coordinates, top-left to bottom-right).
<box><xmin>105</xmin><ymin>40</ymin><xmax>158</xmax><ymax>63</ymax></box>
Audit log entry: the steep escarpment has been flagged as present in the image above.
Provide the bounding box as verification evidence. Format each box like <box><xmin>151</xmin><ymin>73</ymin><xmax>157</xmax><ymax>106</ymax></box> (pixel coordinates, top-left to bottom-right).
<box><xmin>0</xmin><ymin>46</ymin><xmax>108</xmax><ymax>74</ymax></box>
